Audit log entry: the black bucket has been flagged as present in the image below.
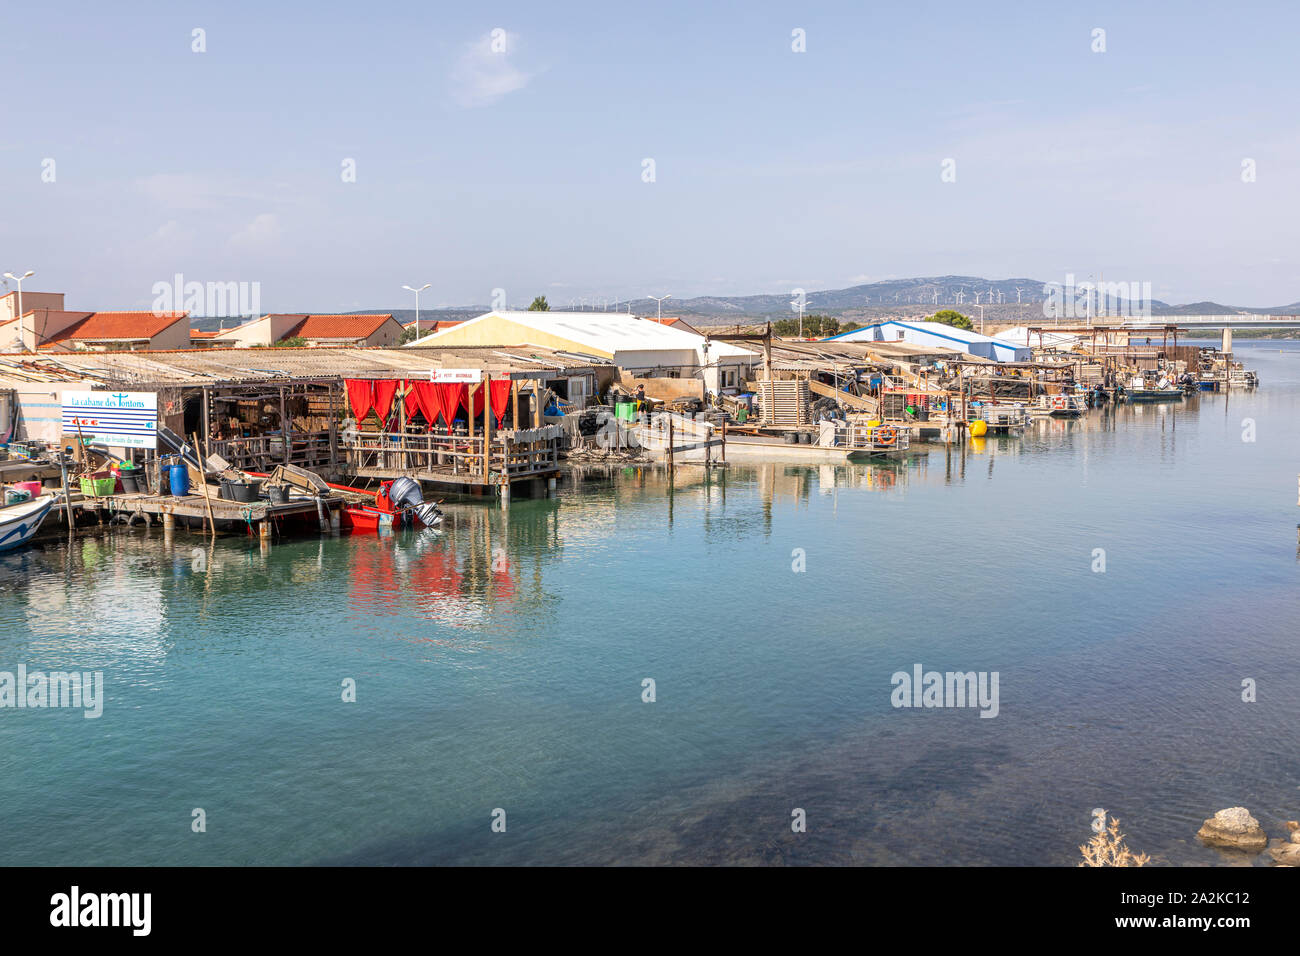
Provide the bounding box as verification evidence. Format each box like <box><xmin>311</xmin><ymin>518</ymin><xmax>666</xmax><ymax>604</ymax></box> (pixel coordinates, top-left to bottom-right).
<box><xmin>221</xmin><ymin>479</ymin><xmax>262</xmax><ymax>503</ymax></box>
<box><xmin>119</xmin><ymin>471</ymin><xmax>139</xmax><ymax>494</ymax></box>
<box><xmin>265</xmin><ymin>485</ymin><xmax>289</xmax><ymax>505</ymax></box>
<box><xmin>783</xmin><ymin>432</ymin><xmax>800</xmax><ymax>444</ymax></box>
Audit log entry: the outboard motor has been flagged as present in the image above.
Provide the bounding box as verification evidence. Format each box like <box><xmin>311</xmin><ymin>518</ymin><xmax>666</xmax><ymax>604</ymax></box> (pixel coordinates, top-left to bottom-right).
<box><xmin>387</xmin><ymin>476</ymin><xmax>443</xmax><ymax>527</ymax></box>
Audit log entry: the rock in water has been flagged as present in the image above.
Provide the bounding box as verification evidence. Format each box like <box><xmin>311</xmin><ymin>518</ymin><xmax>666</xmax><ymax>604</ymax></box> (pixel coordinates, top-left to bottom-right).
<box><xmin>1196</xmin><ymin>807</ymin><xmax>1268</xmax><ymax>851</ymax></box>
<box><xmin>1268</xmin><ymin>840</ymin><xmax>1300</xmax><ymax>866</ymax></box>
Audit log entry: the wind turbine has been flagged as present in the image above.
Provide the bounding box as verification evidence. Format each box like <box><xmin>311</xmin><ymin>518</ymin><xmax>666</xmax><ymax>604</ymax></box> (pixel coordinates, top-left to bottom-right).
<box><xmin>1015</xmin><ymin>288</ymin><xmax>1023</xmax><ymax>304</ymax></box>
<box><xmin>974</xmin><ymin>291</ymin><xmax>982</xmax><ymax>305</ymax></box>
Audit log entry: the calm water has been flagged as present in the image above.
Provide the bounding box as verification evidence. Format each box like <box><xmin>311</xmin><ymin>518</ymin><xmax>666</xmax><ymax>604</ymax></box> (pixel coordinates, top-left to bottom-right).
<box><xmin>3</xmin><ymin>342</ymin><xmax>1299</xmax><ymax>866</ymax></box>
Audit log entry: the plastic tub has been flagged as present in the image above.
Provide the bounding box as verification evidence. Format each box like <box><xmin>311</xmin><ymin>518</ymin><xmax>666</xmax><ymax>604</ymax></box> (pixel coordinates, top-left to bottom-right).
<box><xmin>79</xmin><ymin>476</ymin><xmax>117</xmax><ymax>496</ymax></box>
<box><xmin>15</xmin><ymin>481</ymin><xmax>43</xmax><ymax>498</ymax></box>
<box><xmin>265</xmin><ymin>485</ymin><xmax>289</xmax><ymax>505</ymax></box>
<box><xmin>221</xmin><ymin>479</ymin><xmax>262</xmax><ymax>503</ymax></box>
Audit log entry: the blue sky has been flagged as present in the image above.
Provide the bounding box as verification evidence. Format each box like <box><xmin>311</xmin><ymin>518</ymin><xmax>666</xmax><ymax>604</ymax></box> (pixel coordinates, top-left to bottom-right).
<box><xmin>3</xmin><ymin>0</ymin><xmax>1298</xmax><ymax>312</ymax></box>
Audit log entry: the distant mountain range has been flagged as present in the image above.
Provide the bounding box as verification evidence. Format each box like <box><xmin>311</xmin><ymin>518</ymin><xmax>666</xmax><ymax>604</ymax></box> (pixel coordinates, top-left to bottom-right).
<box><xmin>188</xmin><ymin>276</ymin><xmax>1300</xmax><ymax>331</ymax></box>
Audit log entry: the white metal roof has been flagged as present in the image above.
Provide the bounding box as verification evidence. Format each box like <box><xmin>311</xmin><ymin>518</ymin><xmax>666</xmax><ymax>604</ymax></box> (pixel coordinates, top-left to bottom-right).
<box><xmin>407</xmin><ymin>310</ymin><xmax>755</xmax><ymax>359</ymax></box>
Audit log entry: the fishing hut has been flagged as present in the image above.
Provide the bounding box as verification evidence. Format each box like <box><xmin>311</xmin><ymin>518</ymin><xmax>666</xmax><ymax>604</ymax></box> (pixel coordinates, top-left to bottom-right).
<box><xmin>0</xmin><ymin>347</ymin><xmax>607</xmax><ymax>526</ymax></box>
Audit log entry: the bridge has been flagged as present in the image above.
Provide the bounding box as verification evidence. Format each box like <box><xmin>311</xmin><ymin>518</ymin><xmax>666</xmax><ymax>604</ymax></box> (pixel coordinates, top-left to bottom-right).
<box><xmin>1115</xmin><ymin>314</ymin><xmax>1300</xmax><ymax>330</ymax></box>
<box><xmin>990</xmin><ymin>314</ymin><xmax>1300</xmax><ymax>352</ymax></box>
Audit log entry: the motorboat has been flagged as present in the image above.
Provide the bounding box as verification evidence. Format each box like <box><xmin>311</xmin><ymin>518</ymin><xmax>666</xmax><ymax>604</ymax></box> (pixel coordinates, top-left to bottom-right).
<box><xmin>340</xmin><ymin>477</ymin><xmax>442</xmax><ymax>532</ymax></box>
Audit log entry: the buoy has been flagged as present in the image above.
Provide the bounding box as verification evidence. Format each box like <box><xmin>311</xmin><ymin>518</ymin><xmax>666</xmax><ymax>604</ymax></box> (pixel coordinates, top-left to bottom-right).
<box><xmin>969</xmin><ymin>419</ymin><xmax>988</xmax><ymax>437</ymax></box>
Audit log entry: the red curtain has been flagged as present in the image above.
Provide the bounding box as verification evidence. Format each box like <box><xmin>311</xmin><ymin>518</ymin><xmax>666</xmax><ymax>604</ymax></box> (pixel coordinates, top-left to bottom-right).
<box><xmin>408</xmin><ymin>382</ymin><xmax>444</xmax><ymax>431</ymax></box>
<box><xmin>434</xmin><ymin>383</ymin><xmax>467</xmax><ymax>433</ymax></box>
<box><xmin>489</xmin><ymin>379</ymin><xmax>511</xmax><ymax>426</ymax></box>
<box><xmin>466</xmin><ymin>382</ymin><xmax>486</xmax><ymax>419</ymax></box>
<box><xmin>345</xmin><ymin>379</ymin><xmax>373</xmax><ymax>420</ymax></box>
<box><xmin>372</xmin><ymin>380</ymin><xmax>399</xmax><ymax>424</ymax></box>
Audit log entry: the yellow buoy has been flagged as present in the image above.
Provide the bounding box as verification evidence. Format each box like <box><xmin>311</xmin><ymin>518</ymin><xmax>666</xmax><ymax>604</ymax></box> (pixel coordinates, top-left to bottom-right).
<box><xmin>969</xmin><ymin>419</ymin><xmax>988</xmax><ymax>437</ymax></box>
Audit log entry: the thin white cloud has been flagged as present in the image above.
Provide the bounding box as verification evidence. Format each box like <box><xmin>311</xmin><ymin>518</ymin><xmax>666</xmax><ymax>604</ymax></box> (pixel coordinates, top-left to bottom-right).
<box><xmin>229</xmin><ymin>213</ymin><xmax>281</xmax><ymax>247</ymax></box>
<box><xmin>449</xmin><ymin>32</ymin><xmax>533</xmax><ymax>109</ymax></box>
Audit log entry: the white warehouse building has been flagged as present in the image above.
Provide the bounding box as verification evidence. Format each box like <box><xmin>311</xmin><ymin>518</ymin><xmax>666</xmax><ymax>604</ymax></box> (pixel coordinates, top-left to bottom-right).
<box><xmin>826</xmin><ymin>320</ymin><xmax>1033</xmax><ymax>363</ymax></box>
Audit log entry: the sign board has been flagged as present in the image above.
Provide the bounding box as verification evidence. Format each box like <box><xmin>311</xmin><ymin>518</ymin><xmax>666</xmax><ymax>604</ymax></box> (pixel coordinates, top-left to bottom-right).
<box><xmin>429</xmin><ymin>368</ymin><xmax>482</xmax><ymax>383</ymax></box>
<box><xmin>62</xmin><ymin>390</ymin><xmax>158</xmax><ymax>449</ymax></box>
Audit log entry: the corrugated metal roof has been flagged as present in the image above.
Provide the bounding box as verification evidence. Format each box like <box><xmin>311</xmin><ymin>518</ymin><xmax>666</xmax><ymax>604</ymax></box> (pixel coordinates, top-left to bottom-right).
<box><xmin>0</xmin><ymin>345</ymin><xmax>609</xmax><ymax>388</ymax></box>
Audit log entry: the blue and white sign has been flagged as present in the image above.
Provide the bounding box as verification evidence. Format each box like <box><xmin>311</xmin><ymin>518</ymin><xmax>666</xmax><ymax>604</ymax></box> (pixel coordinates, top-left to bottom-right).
<box><xmin>62</xmin><ymin>390</ymin><xmax>158</xmax><ymax>449</ymax></box>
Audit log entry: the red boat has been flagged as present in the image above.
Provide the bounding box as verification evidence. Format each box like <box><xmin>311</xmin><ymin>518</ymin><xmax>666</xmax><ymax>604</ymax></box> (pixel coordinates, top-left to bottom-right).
<box><xmin>243</xmin><ymin>472</ymin><xmax>441</xmax><ymax>533</ymax></box>
<box><xmin>337</xmin><ymin>478</ymin><xmax>442</xmax><ymax>533</ymax></box>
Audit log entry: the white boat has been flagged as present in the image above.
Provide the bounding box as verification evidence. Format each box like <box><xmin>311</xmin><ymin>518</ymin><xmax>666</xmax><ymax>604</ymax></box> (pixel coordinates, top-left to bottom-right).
<box><xmin>973</xmin><ymin>404</ymin><xmax>1029</xmax><ymax>430</ymax></box>
<box><xmin>0</xmin><ymin>494</ymin><xmax>55</xmax><ymax>553</ymax></box>
<box><xmin>1028</xmin><ymin>393</ymin><xmax>1086</xmax><ymax>417</ymax></box>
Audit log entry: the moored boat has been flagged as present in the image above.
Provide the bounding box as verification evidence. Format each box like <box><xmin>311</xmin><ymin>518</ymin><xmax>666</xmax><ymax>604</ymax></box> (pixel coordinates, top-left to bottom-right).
<box><xmin>339</xmin><ymin>478</ymin><xmax>442</xmax><ymax>532</ymax></box>
<box><xmin>1029</xmin><ymin>393</ymin><xmax>1086</xmax><ymax>417</ymax></box>
<box><xmin>0</xmin><ymin>494</ymin><xmax>55</xmax><ymax>553</ymax></box>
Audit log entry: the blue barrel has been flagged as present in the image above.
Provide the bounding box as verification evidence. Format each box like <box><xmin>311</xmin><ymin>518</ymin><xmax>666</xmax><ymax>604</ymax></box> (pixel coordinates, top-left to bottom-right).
<box><xmin>169</xmin><ymin>462</ymin><xmax>190</xmax><ymax>496</ymax></box>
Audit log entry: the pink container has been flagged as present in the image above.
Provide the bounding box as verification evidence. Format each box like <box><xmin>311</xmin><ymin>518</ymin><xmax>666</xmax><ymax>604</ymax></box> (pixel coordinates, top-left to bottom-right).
<box><xmin>15</xmin><ymin>481</ymin><xmax>44</xmax><ymax>498</ymax></box>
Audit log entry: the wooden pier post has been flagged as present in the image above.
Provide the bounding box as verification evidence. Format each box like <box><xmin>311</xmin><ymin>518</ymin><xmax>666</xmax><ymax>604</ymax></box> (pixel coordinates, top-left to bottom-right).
<box><xmin>57</xmin><ymin>455</ymin><xmax>75</xmax><ymax>528</ymax></box>
<box><xmin>191</xmin><ymin>432</ymin><xmax>218</xmax><ymax>537</ymax></box>
<box><xmin>483</xmin><ymin>377</ymin><xmax>492</xmax><ymax>484</ymax></box>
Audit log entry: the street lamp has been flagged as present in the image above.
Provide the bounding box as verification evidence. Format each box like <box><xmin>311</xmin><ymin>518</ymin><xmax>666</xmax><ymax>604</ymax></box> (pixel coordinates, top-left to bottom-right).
<box><xmin>3</xmin><ymin>270</ymin><xmax>35</xmax><ymax>352</ymax></box>
<box><xmin>402</xmin><ymin>283</ymin><xmax>431</xmax><ymax>338</ymax></box>
<box><xmin>647</xmin><ymin>294</ymin><xmax>671</xmax><ymax>319</ymax></box>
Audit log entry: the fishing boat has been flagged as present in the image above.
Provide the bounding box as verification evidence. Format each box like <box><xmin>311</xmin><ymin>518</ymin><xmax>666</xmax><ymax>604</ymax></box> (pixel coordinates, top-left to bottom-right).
<box><xmin>339</xmin><ymin>477</ymin><xmax>442</xmax><ymax>532</ymax></box>
<box><xmin>1228</xmin><ymin>367</ymin><xmax>1260</xmax><ymax>388</ymax></box>
<box><xmin>0</xmin><ymin>494</ymin><xmax>55</xmax><ymax>553</ymax></box>
<box><xmin>972</xmin><ymin>403</ymin><xmax>1029</xmax><ymax>432</ymax></box>
<box><xmin>1028</xmin><ymin>393</ymin><xmax>1086</xmax><ymax>417</ymax></box>
<box><xmin>1122</xmin><ymin>373</ymin><xmax>1184</xmax><ymax>402</ymax></box>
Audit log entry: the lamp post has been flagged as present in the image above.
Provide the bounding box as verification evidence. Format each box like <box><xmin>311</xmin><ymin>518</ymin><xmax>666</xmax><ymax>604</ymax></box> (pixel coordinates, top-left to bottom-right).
<box><xmin>648</xmin><ymin>294</ymin><xmax>671</xmax><ymax>319</ymax></box>
<box><xmin>402</xmin><ymin>283</ymin><xmax>431</xmax><ymax>338</ymax></box>
<box><xmin>3</xmin><ymin>270</ymin><xmax>34</xmax><ymax>352</ymax></box>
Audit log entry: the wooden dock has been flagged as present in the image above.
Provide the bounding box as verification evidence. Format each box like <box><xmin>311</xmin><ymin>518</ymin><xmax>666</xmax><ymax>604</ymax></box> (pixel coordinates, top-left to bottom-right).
<box><xmin>67</xmin><ymin>491</ymin><xmax>342</xmax><ymax>537</ymax></box>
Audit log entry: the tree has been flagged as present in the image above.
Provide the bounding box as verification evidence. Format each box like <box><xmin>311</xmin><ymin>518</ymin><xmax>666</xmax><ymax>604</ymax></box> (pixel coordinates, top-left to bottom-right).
<box><xmin>771</xmin><ymin>314</ymin><xmax>840</xmax><ymax>337</ymax></box>
<box><xmin>528</xmin><ymin>296</ymin><xmax>550</xmax><ymax>311</ymax></box>
<box><xmin>930</xmin><ymin>309</ymin><xmax>974</xmax><ymax>331</ymax></box>
<box><xmin>398</xmin><ymin>325</ymin><xmax>421</xmax><ymax>345</ymax></box>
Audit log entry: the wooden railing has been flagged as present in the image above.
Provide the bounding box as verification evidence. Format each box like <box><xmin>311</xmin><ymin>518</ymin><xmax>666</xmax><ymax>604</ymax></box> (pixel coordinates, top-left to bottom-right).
<box><xmin>340</xmin><ymin>426</ymin><xmax>561</xmax><ymax>484</ymax></box>
<box><xmin>209</xmin><ymin>432</ymin><xmax>333</xmax><ymax>472</ymax></box>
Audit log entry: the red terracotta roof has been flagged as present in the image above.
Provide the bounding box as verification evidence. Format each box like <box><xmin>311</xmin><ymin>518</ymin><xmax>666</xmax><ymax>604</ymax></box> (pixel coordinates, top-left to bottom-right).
<box><xmin>40</xmin><ymin>311</ymin><xmax>188</xmax><ymax>347</ymax></box>
<box><xmin>403</xmin><ymin>318</ymin><xmax>462</xmax><ymax>331</ymax></box>
<box><xmin>281</xmin><ymin>313</ymin><xmax>395</xmax><ymax>340</ymax></box>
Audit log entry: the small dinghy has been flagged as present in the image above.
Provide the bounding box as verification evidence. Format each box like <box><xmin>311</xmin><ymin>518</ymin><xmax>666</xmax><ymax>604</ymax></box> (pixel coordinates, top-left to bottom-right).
<box><xmin>0</xmin><ymin>494</ymin><xmax>55</xmax><ymax>553</ymax></box>
<box><xmin>340</xmin><ymin>477</ymin><xmax>443</xmax><ymax>532</ymax></box>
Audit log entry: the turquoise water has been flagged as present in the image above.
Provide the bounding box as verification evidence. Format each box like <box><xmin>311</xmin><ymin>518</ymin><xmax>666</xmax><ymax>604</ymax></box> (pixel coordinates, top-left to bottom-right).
<box><xmin>2</xmin><ymin>342</ymin><xmax>1299</xmax><ymax>866</ymax></box>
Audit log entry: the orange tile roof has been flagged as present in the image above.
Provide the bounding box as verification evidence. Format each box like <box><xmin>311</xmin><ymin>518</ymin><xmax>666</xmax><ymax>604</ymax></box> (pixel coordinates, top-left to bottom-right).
<box><xmin>403</xmin><ymin>318</ymin><xmax>462</xmax><ymax>331</ymax></box>
<box><xmin>41</xmin><ymin>311</ymin><xmax>188</xmax><ymax>347</ymax></box>
<box><xmin>281</xmin><ymin>313</ymin><xmax>395</xmax><ymax>340</ymax></box>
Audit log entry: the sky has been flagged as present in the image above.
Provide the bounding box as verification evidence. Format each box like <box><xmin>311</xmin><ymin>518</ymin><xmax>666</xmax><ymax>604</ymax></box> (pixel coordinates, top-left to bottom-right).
<box><xmin>3</xmin><ymin>0</ymin><xmax>1299</xmax><ymax>314</ymax></box>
